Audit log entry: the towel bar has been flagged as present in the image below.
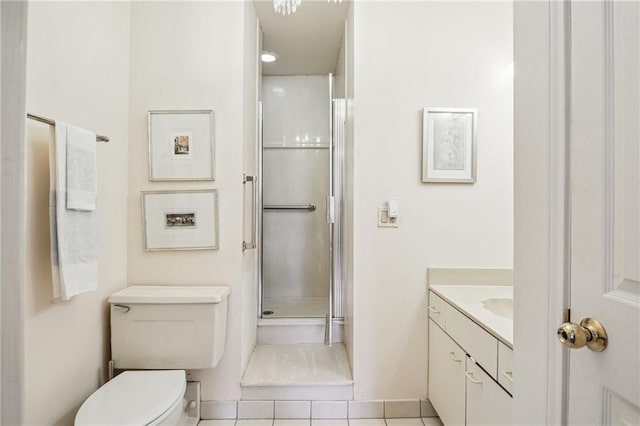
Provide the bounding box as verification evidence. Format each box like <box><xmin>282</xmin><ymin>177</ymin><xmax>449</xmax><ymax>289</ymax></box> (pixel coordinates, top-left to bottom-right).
<box><xmin>27</xmin><ymin>113</ymin><xmax>109</xmax><ymax>142</ymax></box>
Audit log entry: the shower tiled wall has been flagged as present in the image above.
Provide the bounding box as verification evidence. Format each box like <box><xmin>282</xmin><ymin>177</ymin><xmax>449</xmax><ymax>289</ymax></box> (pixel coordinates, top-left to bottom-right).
<box><xmin>263</xmin><ymin>76</ymin><xmax>330</xmax><ymax>146</ymax></box>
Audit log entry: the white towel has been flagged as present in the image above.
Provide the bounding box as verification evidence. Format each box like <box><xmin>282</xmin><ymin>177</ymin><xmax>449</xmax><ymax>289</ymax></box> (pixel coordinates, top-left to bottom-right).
<box><xmin>50</xmin><ymin>122</ymin><xmax>99</xmax><ymax>300</ymax></box>
<box><xmin>66</xmin><ymin>124</ymin><xmax>97</xmax><ymax>211</ymax></box>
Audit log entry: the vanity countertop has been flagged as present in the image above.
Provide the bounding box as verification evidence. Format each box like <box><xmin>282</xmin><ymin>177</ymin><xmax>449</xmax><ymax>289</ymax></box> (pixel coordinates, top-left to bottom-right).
<box><xmin>430</xmin><ymin>285</ymin><xmax>513</xmax><ymax>347</ymax></box>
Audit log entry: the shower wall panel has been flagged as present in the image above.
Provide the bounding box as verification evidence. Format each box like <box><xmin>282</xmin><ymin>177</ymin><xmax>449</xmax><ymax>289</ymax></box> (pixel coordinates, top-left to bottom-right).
<box><xmin>263</xmin><ymin>76</ymin><xmax>330</xmax><ymax>146</ymax></box>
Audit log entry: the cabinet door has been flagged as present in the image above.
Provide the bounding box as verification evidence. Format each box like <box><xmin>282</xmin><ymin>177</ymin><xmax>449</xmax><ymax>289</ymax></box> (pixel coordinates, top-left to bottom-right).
<box><xmin>497</xmin><ymin>342</ymin><xmax>513</xmax><ymax>395</ymax></box>
<box><xmin>428</xmin><ymin>319</ymin><xmax>466</xmax><ymax>426</ymax></box>
<box><xmin>465</xmin><ymin>360</ymin><xmax>513</xmax><ymax>426</ymax></box>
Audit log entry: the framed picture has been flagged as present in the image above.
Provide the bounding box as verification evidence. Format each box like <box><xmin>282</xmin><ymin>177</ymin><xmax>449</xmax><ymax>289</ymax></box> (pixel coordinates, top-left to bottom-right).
<box><xmin>148</xmin><ymin>110</ymin><xmax>215</xmax><ymax>181</ymax></box>
<box><xmin>422</xmin><ymin>108</ymin><xmax>477</xmax><ymax>183</ymax></box>
<box><xmin>142</xmin><ymin>190</ymin><xmax>219</xmax><ymax>251</ymax></box>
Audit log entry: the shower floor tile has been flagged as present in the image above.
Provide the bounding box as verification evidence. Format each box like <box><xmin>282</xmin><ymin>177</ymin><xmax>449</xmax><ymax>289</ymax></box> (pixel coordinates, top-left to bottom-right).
<box><xmin>263</xmin><ymin>297</ymin><xmax>328</xmax><ymax>318</ymax></box>
<box><xmin>241</xmin><ymin>343</ymin><xmax>353</xmax><ymax>386</ymax></box>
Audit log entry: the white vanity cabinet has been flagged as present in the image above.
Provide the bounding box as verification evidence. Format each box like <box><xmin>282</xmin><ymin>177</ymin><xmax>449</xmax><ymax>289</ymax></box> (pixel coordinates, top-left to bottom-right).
<box><xmin>428</xmin><ymin>289</ymin><xmax>513</xmax><ymax>426</ymax></box>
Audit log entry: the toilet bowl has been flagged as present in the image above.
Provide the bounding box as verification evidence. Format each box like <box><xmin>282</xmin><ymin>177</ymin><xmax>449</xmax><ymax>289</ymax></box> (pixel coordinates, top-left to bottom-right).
<box><xmin>74</xmin><ymin>285</ymin><xmax>230</xmax><ymax>426</ymax></box>
<box><xmin>75</xmin><ymin>370</ymin><xmax>187</xmax><ymax>426</ymax></box>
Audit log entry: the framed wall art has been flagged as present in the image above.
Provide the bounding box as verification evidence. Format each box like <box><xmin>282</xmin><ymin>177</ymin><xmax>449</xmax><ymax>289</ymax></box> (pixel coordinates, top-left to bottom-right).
<box><xmin>142</xmin><ymin>189</ymin><xmax>219</xmax><ymax>251</ymax></box>
<box><xmin>422</xmin><ymin>108</ymin><xmax>477</xmax><ymax>183</ymax></box>
<box><xmin>148</xmin><ymin>110</ymin><xmax>215</xmax><ymax>181</ymax></box>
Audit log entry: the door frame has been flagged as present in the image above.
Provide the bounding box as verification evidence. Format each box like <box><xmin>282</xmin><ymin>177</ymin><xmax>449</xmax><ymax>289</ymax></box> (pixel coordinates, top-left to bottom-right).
<box><xmin>1</xmin><ymin>1</ymin><xmax>28</xmax><ymax>423</ymax></box>
<box><xmin>513</xmin><ymin>1</ymin><xmax>569</xmax><ymax>424</ymax></box>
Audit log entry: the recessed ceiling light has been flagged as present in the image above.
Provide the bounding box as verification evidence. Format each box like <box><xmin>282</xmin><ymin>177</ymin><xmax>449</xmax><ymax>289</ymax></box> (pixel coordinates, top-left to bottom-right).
<box><xmin>261</xmin><ymin>51</ymin><xmax>279</xmax><ymax>63</ymax></box>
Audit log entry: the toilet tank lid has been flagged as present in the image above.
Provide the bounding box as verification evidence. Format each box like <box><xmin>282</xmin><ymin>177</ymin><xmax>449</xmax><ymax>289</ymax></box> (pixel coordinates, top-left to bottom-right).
<box><xmin>108</xmin><ymin>285</ymin><xmax>230</xmax><ymax>304</ymax></box>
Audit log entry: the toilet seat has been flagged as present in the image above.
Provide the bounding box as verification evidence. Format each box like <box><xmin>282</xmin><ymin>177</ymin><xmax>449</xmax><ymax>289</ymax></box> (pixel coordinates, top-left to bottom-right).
<box><xmin>75</xmin><ymin>370</ymin><xmax>186</xmax><ymax>426</ymax></box>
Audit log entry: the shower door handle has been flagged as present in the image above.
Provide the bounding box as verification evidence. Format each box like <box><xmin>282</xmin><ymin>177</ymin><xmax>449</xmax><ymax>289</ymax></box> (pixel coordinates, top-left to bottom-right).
<box><xmin>326</xmin><ymin>196</ymin><xmax>335</xmax><ymax>224</ymax></box>
<box><xmin>243</xmin><ymin>174</ymin><xmax>257</xmax><ymax>251</ymax></box>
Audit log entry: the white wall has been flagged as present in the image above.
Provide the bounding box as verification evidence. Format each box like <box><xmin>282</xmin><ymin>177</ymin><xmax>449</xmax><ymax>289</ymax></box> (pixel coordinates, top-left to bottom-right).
<box><xmin>24</xmin><ymin>2</ymin><xmax>131</xmax><ymax>424</ymax></box>
<box><xmin>513</xmin><ymin>2</ymin><xmax>563</xmax><ymax>424</ymax></box>
<box><xmin>240</xmin><ymin>2</ymin><xmax>259</xmax><ymax>375</ymax></box>
<box><xmin>343</xmin><ymin>2</ymin><xmax>355</xmax><ymax>367</ymax></box>
<box><xmin>351</xmin><ymin>1</ymin><xmax>513</xmax><ymax>399</ymax></box>
<box><xmin>128</xmin><ymin>1</ymin><xmax>257</xmax><ymax>400</ymax></box>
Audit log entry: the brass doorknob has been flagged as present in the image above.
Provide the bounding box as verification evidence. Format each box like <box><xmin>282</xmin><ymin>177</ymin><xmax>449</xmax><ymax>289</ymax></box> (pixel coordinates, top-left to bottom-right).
<box><xmin>557</xmin><ymin>317</ymin><xmax>607</xmax><ymax>352</ymax></box>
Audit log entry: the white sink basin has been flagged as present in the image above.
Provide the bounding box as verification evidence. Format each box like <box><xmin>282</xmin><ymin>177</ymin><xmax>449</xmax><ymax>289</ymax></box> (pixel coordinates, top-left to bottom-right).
<box><xmin>482</xmin><ymin>298</ymin><xmax>513</xmax><ymax>319</ymax></box>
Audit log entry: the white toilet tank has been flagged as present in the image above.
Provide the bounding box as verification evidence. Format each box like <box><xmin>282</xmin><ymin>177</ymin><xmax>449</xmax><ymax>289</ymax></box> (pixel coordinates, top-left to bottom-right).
<box><xmin>109</xmin><ymin>285</ymin><xmax>230</xmax><ymax>369</ymax></box>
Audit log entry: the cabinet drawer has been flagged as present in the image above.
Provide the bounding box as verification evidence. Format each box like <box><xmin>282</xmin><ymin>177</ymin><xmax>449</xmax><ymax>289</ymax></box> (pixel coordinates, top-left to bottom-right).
<box><xmin>465</xmin><ymin>360</ymin><xmax>513</xmax><ymax>426</ymax></box>
<box><xmin>497</xmin><ymin>342</ymin><xmax>513</xmax><ymax>395</ymax></box>
<box><xmin>446</xmin><ymin>306</ymin><xmax>498</xmax><ymax>378</ymax></box>
<box><xmin>428</xmin><ymin>291</ymin><xmax>452</xmax><ymax>330</ymax></box>
<box><xmin>428</xmin><ymin>319</ymin><xmax>466</xmax><ymax>426</ymax></box>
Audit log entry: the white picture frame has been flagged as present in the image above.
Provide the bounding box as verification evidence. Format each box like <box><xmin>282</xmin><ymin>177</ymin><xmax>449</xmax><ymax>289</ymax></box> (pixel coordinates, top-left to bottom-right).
<box><xmin>422</xmin><ymin>107</ymin><xmax>478</xmax><ymax>183</ymax></box>
<box><xmin>142</xmin><ymin>190</ymin><xmax>219</xmax><ymax>251</ymax></box>
<box><xmin>148</xmin><ymin>110</ymin><xmax>215</xmax><ymax>181</ymax></box>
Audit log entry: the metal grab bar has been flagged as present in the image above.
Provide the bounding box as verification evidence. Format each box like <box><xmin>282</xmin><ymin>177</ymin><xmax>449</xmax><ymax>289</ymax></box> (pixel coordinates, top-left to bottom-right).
<box><xmin>264</xmin><ymin>204</ymin><xmax>316</xmax><ymax>212</ymax></box>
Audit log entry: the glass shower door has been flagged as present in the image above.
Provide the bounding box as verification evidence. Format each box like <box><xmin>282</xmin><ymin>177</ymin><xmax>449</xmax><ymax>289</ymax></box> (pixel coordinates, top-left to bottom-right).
<box><xmin>261</xmin><ymin>75</ymin><xmax>332</xmax><ymax>319</ymax></box>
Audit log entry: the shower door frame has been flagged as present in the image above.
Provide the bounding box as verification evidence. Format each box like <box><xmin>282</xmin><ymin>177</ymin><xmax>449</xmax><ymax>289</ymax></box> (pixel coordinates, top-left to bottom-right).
<box><xmin>256</xmin><ymin>74</ymin><xmax>344</xmax><ymax>326</ymax></box>
<box><xmin>327</xmin><ymin>73</ymin><xmax>335</xmax><ymax>344</ymax></box>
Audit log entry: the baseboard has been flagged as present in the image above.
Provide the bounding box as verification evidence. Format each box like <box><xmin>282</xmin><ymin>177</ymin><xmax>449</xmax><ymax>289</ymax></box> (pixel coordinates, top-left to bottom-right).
<box><xmin>241</xmin><ymin>383</ymin><xmax>354</xmax><ymax>401</ymax></box>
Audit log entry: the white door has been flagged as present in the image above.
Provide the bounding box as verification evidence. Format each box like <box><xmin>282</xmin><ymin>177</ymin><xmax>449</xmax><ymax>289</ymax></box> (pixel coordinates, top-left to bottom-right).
<box><xmin>564</xmin><ymin>1</ymin><xmax>640</xmax><ymax>424</ymax></box>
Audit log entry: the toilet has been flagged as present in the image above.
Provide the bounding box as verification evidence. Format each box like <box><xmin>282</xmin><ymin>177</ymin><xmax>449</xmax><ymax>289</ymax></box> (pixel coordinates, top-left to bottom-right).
<box><xmin>75</xmin><ymin>285</ymin><xmax>230</xmax><ymax>426</ymax></box>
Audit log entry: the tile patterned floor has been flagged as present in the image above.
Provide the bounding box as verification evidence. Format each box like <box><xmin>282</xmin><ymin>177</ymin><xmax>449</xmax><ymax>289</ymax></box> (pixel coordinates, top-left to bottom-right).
<box><xmin>200</xmin><ymin>418</ymin><xmax>442</xmax><ymax>426</ymax></box>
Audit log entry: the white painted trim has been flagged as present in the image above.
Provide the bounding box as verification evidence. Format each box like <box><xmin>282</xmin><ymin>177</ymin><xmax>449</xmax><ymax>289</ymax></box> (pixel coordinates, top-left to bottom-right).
<box><xmin>513</xmin><ymin>1</ymin><xmax>567</xmax><ymax>424</ymax></box>
<box><xmin>547</xmin><ymin>2</ymin><xmax>571</xmax><ymax>423</ymax></box>
<box><xmin>0</xmin><ymin>2</ymin><xmax>27</xmax><ymax>424</ymax></box>
<box><xmin>0</xmin><ymin>6</ymin><xmax>3</xmax><ymax>421</ymax></box>
<box><xmin>602</xmin><ymin>0</ymin><xmax>617</xmax><ymax>297</ymax></box>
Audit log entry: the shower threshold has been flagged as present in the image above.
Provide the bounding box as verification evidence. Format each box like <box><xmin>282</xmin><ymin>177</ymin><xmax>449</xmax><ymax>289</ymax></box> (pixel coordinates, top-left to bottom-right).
<box><xmin>262</xmin><ymin>296</ymin><xmax>327</xmax><ymax>318</ymax></box>
<box><xmin>241</xmin><ymin>343</ymin><xmax>353</xmax><ymax>400</ymax></box>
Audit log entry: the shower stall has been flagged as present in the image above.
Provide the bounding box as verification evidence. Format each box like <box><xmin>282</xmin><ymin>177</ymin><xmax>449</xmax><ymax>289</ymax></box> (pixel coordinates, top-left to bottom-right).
<box><xmin>256</xmin><ymin>74</ymin><xmax>345</xmax><ymax>336</ymax></box>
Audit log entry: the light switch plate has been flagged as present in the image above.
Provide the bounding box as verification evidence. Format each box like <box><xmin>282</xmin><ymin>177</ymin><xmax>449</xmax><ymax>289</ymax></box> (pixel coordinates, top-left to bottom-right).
<box><xmin>378</xmin><ymin>207</ymin><xmax>399</xmax><ymax>228</ymax></box>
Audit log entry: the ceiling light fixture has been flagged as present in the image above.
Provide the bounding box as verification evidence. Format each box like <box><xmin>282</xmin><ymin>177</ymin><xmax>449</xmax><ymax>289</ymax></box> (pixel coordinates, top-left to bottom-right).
<box><xmin>261</xmin><ymin>51</ymin><xmax>279</xmax><ymax>63</ymax></box>
<box><xmin>274</xmin><ymin>0</ymin><xmax>342</xmax><ymax>16</ymax></box>
<box><xmin>274</xmin><ymin>0</ymin><xmax>301</xmax><ymax>15</ymax></box>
